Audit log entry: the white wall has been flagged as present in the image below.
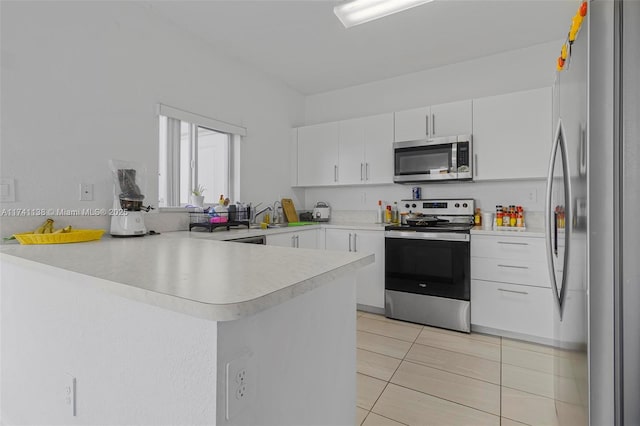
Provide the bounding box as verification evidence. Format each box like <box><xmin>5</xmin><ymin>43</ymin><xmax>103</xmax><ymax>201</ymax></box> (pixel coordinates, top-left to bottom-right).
<box><xmin>305</xmin><ymin>40</ymin><xmax>559</xmax><ymax>124</ymax></box>
<box><xmin>300</xmin><ymin>41</ymin><xmax>560</xmax><ymax>212</ymax></box>
<box><xmin>0</xmin><ymin>1</ymin><xmax>305</xmax><ymax>232</ymax></box>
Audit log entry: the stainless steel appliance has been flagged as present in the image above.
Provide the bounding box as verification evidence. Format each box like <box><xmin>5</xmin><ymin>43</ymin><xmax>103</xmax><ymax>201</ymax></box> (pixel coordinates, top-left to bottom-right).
<box><xmin>393</xmin><ymin>135</ymin><xmax>472</xmax><ymax>183</ymax></box>
<box><xmin>227</xmin><ymin>235</ymin><xmax>266</xmax><ymax>244</ymax></box>
<box><xmin>384</xmin><ymin>198</ymin><xmax>474</xmax><ymax>332</ymax></box>
<box><xmin>569</xmin><ymin>3</ymin><xmax>640</xmax><ymax>424</ymax></box>
<box><xmin>312</xmin><ymin>201</ymin><xmax>331</xmax><ymax>222</ymax></box>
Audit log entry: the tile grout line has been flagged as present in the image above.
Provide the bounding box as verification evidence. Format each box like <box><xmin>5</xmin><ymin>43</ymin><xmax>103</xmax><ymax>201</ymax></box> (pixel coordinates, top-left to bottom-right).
<box><xmin>365</xmin><ymin>323</ymin><xmax>424</xmax><ymax>425</ymax></box>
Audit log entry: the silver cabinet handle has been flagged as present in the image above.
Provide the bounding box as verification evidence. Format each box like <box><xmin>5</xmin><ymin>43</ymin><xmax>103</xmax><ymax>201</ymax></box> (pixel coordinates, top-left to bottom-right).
<box><xmin>348</xmin><ymin>233</ymin><xmax>352</xmax><ymax>252</ymax></box>
<box><xmin>497</xmin><ymin>241</ymin><xmax>529</xmax><ymax>246</ymax></box>
<box><xmin>295</xmin><ymin>235</ymin><xmax>299</xmax><ymax>248</ymax></box>
<box><xmin>432</xmin><ymin>114</ymin><xmax>435</xmax><ymax>136</ymax></box>
<box><xmin>498</xmin><ymin>264</ymin><xmax>529</xmax><ymax>270</ymax></box>
<box><xmin>291</xmin><ymin>235</ymin><xmax>296</xmax><ymax>248</ymax></box>
<box><xmin>334</xmin><ymin>165</ymin><xmax>338</xmax><ymax>182</ymax></box>
<box><xmin>425</xmin><ymin>114</ymin><xmax>429</xmax><ymax>136</ymax></box>
<box><xmin>498</xmin><ymin>288</ymin><xmax>529</xmax><ymax>295</ymax></box>
<box><xmin>353</xmin><ymin>233</ymin><xmax>358</xmax><ymax>252</ymax></box>
<box><xmin>474</xmin><ymin>154</ymin><xmax>478</xmax><ymax>176</ymax></box>
<box><xmin>361</xmin><ymin>163</ymin><xmax>364</xmax><ymax>181</ymax></box>
<box><xmin>366</xmin><ymin>163</ymin><xmax>370</xmax><ymax>181</ymax></box>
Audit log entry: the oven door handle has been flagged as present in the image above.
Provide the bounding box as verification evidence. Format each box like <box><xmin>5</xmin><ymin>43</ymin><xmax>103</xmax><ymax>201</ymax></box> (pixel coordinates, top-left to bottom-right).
<box><xmin>385</xmin><ymin>231</ymin><xmax>470</xmax><ymax>242</ymax></box>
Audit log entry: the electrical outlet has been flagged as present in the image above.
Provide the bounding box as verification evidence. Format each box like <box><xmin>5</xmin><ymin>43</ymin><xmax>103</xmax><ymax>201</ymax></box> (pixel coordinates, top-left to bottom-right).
<box><xmin>64</xmin><ymin>373</ymin><xmax>76</xmax><ymax>416</ymax></box>
<box><xmin>527</xmin><ymin>189</ymin><xmax>537</xmax><ymax>202</ymax></box>
<box><xmin>225</xmin><ymin>352</ymin><xmax>255</xmax><ymax>420</ymax></box>
<box><xmin>79</xmin><ymin>183</ymin><xmax>93</xmax><ymax>201</ymax></box>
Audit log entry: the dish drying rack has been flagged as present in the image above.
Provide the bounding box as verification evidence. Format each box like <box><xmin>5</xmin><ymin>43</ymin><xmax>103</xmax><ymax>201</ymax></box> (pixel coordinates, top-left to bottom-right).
<box><xmin>189</xmin><ymin>205</ymin><xmax>251</xmax><ymax>232</ymax></box>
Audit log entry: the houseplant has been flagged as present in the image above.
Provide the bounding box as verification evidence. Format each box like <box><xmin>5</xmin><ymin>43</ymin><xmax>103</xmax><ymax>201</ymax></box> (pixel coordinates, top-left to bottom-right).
<box><xmin>190</xmin><ymin>185</ymin><xmax>206</xmax><ymax>207</ymax></box>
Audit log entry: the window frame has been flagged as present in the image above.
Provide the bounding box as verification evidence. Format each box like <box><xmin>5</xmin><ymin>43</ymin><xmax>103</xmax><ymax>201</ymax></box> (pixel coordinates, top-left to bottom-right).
<box><xmin>157</xmin><ymin>104</ymin><xmax>245</xmax><ymax>208</ymax></box>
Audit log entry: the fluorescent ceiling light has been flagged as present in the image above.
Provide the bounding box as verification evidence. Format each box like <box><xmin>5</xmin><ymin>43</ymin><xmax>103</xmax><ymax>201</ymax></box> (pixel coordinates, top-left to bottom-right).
<box><xmin>334</xmin><ymin>0</ymin><xmax>435</xmax><ymax>28</ymax></box>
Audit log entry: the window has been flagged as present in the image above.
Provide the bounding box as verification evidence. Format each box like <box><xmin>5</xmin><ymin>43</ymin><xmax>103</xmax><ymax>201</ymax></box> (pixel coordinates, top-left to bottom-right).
<box><xmin>157</xmin><ymin>104</ymin><xmax>245</xmax><ymax>207</ymax></box>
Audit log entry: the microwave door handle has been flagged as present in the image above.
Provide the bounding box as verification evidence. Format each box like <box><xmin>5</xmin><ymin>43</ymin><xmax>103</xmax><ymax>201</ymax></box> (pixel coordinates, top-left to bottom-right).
<box><xmin>474</xmin><ymin>154</ymin><xmax>478</xmax><ymax>177</ymax></box>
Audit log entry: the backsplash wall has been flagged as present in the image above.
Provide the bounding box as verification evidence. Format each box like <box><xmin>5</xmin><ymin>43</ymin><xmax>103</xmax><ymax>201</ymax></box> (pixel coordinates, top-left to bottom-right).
<box><xmin>304</xmin><ymin>179</ymin><xmax>547</xmax><ymax>215</ymax></box>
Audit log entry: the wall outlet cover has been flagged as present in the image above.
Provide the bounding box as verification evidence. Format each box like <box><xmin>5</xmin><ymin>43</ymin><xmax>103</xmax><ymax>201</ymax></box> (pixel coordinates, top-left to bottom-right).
<box><xmin>225</xmin><ymin>351</ymin><xmax>256</xmax><ymax>421</ymax></box>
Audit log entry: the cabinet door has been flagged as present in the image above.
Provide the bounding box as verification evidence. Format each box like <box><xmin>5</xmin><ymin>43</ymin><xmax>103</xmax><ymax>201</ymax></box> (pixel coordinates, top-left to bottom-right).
<box><xmin>325</xmin><ymin>228</ymin><xmax>351</xmax><ymax>252</ymax></box>
<box><xmin>297</xmin><ymin>122</ymin><xmax>340</xmax><ymax>186</ymax></box>
<box><xmin>296</xmin><ymin>229</ymin><xmax>318</xmax><ymax>249</ymax></box>
<box><xmin>430</xmin><ymin>99</ymin><xmax>472</xmax><ymax>137</ymax></box>
<box><xmin>266</xmin><ymin>232</ymin><xmax>296</xmax><ymax>248</ymax></box>
<box><xmin>394</xmin><ymin>106</ymin><xmax>430</xmax><ymax>142</ymax></box>
<box><xmin>473</xmin><ymin>87</ymin><xmax>552</xmax><ymax>180</ymax></box>
<box><xmin>338</xmin><ymin>118</ymin><xmax>366</xmax><ymax>185</ymax></box>
<box><xmin>290</xmin><ymin>129</ymin><xmax>298</xmax><ymax>186</ymax></box>
<box><xmin>352</xmin><ymin>230</ymin><xmax>385</xmax><ymax>309</ymax></box>
<box><xmin>363</xmin><ymin>113</ymin><xmax>394</xmax><ymax>184</ymax></box>
<box><xmin>471</xmin><ymin>279</ymin><xmax>553</xmax><ymax>339</ymax></box>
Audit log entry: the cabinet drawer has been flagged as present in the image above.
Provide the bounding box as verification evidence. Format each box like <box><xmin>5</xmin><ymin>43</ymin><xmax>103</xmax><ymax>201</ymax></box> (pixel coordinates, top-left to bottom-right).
<box><xmin>471</xmin><ymin>257</ymin><xmax>550</xmax><ymax>288</ymax></box>
<box><xmin>471</xmin><ymin>280</ymin><xmax>553</xmax><ymax>339</ymax></box>
<box><xmin>471</xmin><ymin>234</ymin><xmax>547</xmax><ymax>262</ymax></box>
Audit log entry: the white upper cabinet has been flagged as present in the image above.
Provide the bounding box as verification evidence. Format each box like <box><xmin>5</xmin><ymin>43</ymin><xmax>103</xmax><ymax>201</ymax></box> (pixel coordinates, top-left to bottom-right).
<box><xmin>363</xmin><ymin>113</ymin><xmax>394</xmax><ymax>184</ymax></box>
<box><xmin>296</xmin><ymin>113</ymin><xmax>393</xmax><ymax>187</ymax></box>
<box><xmin>429</xmin><ymin>100</ymin><xmax>472</xmax><ymax>138</ymax></box>
<box><xmin>394</xmin><ymin>100</ymin><xmax>472</xmax><ymax>142</ymax></box>
<box><xmin>297</xmin><ymin>122</ymin><xmax>340</xmax><ymax>186</ymax></box>
<box><xmin>338</xmin><ymin>117</ymin><xmax>365</xmax><ymax>185</ymax></box>
<box><xmin>472</xmin><ymin>87</ymin><xmax>552</xmax><ymax>181</ymax></box>
<box><xmin>394</xmin><ymin>106</ymin><xmax>431</xmax><ymax>142</ymax></box>
<box><xmin>339</xmin><ymin>113</ymin><xmax>394</xmax><ymax>185</ymax></box>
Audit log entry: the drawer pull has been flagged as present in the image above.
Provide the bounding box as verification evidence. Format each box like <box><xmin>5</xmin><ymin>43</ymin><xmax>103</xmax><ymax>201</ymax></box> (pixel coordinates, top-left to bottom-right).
<box><xmin>498</xmin><ymin>264</ymin><xmax>529</xmax><ymax>270</ymax></box>
<box><xmin>498</xmin><ymin>288</ymin><xmax>529</xmax><ymax>295</ymax></box>
<box><xmin>497</xmin><ymin>241</ymin><xmax>529</xmax><ymax>246</ymax></box>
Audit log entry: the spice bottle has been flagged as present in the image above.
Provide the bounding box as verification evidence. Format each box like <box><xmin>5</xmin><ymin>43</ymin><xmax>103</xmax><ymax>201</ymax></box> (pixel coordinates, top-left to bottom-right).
<box><xmin>474</xmin><ymin>208</ymin><xmax>482</xmax><ymax>226</ymax></box>
<box><xmin>516</xmin><ymin>205</ymin><xmax>524</xmax><ymax>227</ymax></box>
<box><xmin>496</xmin><ymin>205</ymin><xmax>504</xmax><ymax>227</ymax></box>
<box><xmin>377</xmin><ymin>200</ymin><xmax>385</xmax><ymax>223</ymax></box>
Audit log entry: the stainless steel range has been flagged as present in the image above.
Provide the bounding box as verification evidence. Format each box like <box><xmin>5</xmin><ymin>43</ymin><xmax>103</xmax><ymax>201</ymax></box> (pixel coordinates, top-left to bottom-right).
<box><xmin>385</xmin><ymin>198</ymin><xmax>474</xmax><ymax>333</ymax></box>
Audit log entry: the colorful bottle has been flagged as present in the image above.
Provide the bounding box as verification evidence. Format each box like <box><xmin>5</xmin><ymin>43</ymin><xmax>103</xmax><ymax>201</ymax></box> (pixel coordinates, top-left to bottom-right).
<box><xmin>474</xmin><ymin>208</ymin><xmax>482</xmax><ymax>226</ymax></box>
<box><xmin>377</xmin><ymin>200</ymin><xmax>384</xmax><ymax>223</ymax></box>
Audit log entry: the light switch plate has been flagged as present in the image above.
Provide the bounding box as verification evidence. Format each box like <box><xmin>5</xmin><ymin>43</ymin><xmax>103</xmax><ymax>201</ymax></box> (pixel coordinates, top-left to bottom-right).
<box><xmin>0</xmin><ymin>178</ymin><xmax>15</xmax><ymax>202</ymax></box>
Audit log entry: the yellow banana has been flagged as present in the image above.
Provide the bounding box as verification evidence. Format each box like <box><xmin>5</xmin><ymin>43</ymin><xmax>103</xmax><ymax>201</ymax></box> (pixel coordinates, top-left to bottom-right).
<box><xmin>52</xmin><ymin>225</ymin><xmax>72</xmax><ymax>234</ymax></box>
<box><xmin>33</xmin><ymin>218</ymin><xmax>54</xmax><ymax>234</ymax></box>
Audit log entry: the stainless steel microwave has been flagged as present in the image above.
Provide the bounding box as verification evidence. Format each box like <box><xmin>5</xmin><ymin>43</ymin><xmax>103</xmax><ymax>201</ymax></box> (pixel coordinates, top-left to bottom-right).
<box><xmin>393</xmin><ymin>135</ymin><xmax>472</xmax><ymax>183</ymax></box>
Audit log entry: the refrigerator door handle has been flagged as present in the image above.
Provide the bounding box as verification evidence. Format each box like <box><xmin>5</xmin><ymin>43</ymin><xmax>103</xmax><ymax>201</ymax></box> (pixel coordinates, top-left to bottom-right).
<box><xmin>546</xmin><ymin>120</ymin><xmax>570</xmax><ymax>318</ymax></box>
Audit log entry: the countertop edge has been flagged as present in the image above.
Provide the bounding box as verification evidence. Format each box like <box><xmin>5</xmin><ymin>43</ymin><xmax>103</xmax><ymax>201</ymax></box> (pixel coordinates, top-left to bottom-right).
<box><xmin>0</xmin><ymin>250</ymin><xmax>373</xmax><ymax>322</ymax></box>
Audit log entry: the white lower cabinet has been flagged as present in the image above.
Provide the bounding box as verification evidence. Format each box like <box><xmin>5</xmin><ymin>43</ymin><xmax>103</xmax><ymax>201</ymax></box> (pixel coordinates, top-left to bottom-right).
<box><xmin>266</xmin><ymin>228</ymin><xmax>318</xmax><ymax>249</ymax></box>
<box><xmin>325</xmin><ymin>228</ymin><xmax>385</xmax><ymax>309</ymax></box>
<box><xmin>471</xmin><ymin>233</ymin><xmax>553</xmax><ymax>342</ymax></box>
<box><xmin>471</xmin><ymin>280</ymin><xmax>553</xmax><ymax>340</ymax></box>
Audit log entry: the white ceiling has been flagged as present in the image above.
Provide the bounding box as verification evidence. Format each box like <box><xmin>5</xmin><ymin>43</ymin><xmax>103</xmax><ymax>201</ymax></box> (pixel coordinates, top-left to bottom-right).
<box><xmin>146</xmin><ymin>0</ymin><xmax>578</xmax><ymax>95</ymax></box>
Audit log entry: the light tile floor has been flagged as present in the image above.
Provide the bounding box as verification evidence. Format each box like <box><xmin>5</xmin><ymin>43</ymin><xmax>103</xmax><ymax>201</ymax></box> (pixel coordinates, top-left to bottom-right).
<box><xmin>355</xmin><ymin>311</ymin><xmax>588</xmax><ymax>426</ymax></box>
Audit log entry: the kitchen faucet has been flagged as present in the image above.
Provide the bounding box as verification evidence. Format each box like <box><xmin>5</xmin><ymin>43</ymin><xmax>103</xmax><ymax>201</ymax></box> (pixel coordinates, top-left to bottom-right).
<box><xmin>253</xmin><ymin>204</ymin><xmax>273</xmax><ymax>224</ymax></box>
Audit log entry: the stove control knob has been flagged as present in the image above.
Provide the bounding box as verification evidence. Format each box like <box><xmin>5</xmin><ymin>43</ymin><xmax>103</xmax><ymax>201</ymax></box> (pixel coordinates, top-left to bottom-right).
<box><xmin>405</xmin><ymin>203</ymin><xmax>410</xmax><ymax>208</ymax></box>
<box><xmin>411</xmin><ymin>203</ymin><xmax>417</xmax><ymax>208</ymax></box>
<box><xmin>463</xmin><ymin>203</ymin><xmax>468</xmax><ymax>208</ymax></box>
<box><xmin>455</xmin><ymin>203</ymin><xmax>460</xmax><ymax>208</ymax></box>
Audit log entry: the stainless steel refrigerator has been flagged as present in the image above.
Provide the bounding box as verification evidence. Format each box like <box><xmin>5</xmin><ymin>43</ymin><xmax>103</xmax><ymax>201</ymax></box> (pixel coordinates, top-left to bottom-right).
<box><xmin>547</xmin><ymin>1</ymin><xmax>640</xmax><ymax>425</ymax></box>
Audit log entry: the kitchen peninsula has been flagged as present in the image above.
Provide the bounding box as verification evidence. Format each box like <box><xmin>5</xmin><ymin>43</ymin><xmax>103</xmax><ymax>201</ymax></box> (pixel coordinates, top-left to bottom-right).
<box><xmin>0</xmin><ymin>235</ymin><xmax>373</xmax><ymax>425</ymax></box>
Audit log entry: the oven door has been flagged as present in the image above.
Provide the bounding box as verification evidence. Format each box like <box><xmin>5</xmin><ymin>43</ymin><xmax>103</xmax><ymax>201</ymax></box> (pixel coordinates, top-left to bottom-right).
<box><xmin>384</xmin><ymin>231</ymin><xmax>470</xmax><ymax>301</ymax></box>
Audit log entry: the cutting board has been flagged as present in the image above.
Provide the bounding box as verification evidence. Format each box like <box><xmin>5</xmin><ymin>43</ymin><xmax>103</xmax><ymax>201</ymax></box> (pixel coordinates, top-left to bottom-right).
<box><xmin>281</xmin><ymin>198</ymin><xmax>299</xmax><ymax>223</ymax></box>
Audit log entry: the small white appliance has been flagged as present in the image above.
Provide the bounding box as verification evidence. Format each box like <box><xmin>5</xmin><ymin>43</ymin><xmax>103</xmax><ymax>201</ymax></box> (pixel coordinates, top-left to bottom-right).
<box><xmin>312</xmin><ymin>201</ymin><xmax>331</xmax><ymax>222</ymax></box>
<box><xmin>109</xmin><ymin>160</ymin><xmax>149</xmax><ymax>237</ymax></box>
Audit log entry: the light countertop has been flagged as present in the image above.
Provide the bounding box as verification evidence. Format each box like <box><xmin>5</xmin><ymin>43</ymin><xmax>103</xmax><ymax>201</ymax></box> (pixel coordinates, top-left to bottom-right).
<box><xmin>0</xmin><ymin>233</ymin><xmax>373</xmax><ymax>321</ymax></box>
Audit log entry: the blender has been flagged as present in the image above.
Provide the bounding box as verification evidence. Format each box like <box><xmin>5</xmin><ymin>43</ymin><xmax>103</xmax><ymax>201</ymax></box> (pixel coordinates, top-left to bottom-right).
<box><xmin>109</xmin><ymin>159</ymin><xmax>152</xmax><ymax>237</ymax></box>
